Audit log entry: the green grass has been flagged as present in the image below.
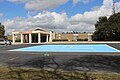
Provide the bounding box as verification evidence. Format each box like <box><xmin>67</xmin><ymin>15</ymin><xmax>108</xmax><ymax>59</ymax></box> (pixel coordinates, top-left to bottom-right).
<box><xmin>0</xmin><ymin>66</ymin><xmax>120</xmax><ymax>80</ymax></box>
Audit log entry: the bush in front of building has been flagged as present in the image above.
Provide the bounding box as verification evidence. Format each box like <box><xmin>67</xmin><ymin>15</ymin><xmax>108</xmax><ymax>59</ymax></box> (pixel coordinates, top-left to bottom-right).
<box><xmin>77</xmin><ymin>38</ymin><xmax>88</xmax><ymax>41</ymax></box>
<box><xmin>52</xmin><ymin>39</ymin><xmax>68</xmax><ymax>42</ymax></box>
<box><xmin>15</xmin><ymin>39</ymin><xmax>21</xmax><ymax>42</ymax></box>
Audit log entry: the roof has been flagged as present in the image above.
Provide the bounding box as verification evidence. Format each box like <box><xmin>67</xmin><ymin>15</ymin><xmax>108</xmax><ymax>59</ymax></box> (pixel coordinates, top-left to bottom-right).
<box><xmin>35</xmin><ymin>28</ymin><xmax>48</xmax><ymax>32</ymax></box>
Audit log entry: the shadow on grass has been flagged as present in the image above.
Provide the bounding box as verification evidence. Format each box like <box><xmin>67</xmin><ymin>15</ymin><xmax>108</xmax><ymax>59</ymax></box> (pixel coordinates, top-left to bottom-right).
<box><xmin>2</xmin><ymin>55</ymin><xmax>120</xmax><ymax>80</ymax></box>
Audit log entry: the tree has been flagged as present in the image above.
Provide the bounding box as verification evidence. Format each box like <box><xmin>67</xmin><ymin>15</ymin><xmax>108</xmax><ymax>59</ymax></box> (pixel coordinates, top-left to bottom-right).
<box><xmin>93</xmin><ymin>13</ymin><xmax>120</xmax><ymax>41</ymax></box>
<box><xmin>0</xmin><ymin>23</ymin><xmax>5</xmax><ymax>38</ymax></box>
<box><xmin>108</xmin><ymin>13</ymin><xmax>120</xmax><ymax>40</ymax></box>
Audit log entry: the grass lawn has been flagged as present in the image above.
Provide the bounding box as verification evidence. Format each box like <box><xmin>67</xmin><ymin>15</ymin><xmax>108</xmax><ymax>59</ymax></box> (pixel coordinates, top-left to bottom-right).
<box><xmin>0</xmin><ymin>66</ymin><xmax>120</xmax><ymax>80</ymax></box>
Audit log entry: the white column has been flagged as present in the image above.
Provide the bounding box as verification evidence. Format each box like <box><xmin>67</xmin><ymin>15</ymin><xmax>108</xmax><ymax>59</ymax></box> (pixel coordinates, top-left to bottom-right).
<box><xmin>29</xmin><ymin>33</ymin><xmax>32</xmax><ymax>43</ymax></box>
<box><xmin>88</xmin><ymin>33</ymin><xmax>93</xmax><ymax>41</ymax></box>
<box><xmin>21</xmin><ymin>34</ymin><xmax>23</xmax><ymax>43</ymax></box>
<box><xmin>46</xmin><ymin>34</ymin><xmax>49</xmax><ymax>42</ymax></box>
<box><xmin>89</xmin><ymin>36</ymin><xmax>92</xmax><ymax>41</ymax></box>
<box><xmin>12</xmin><ymin>34</ymin><xmax>15</xmax><ymax>44</ymax></box>
<box><xmin>49</xmin><ymin>32</ymin><xmax>52</xmax><ymax>42</ymax></box>
<box><xmin>38</xmin><ymin>33</ymin><xmax>41</xmax><ymax>43</ymax></box>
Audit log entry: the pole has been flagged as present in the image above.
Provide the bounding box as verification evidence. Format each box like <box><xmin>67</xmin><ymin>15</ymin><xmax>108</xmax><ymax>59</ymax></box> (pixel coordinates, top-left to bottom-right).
<box><xmin>113</xmin><ymin>0</ymin><xmax>115</xmax><ymax>14</ymax></box>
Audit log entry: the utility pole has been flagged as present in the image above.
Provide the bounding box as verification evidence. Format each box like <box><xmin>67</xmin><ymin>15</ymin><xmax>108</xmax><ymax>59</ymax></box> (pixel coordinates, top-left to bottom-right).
<box><xmin>113</xmin><ymin>0</ymin><xmax>115</xmax><ymax>14</ymax></box>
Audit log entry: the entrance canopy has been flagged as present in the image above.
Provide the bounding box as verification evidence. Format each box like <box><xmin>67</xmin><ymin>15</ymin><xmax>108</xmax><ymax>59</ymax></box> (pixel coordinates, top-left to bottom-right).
<box><xmin>12</xmin><ymin>28</ymin><xmax>55</xmax><ymax>44</ymax></box>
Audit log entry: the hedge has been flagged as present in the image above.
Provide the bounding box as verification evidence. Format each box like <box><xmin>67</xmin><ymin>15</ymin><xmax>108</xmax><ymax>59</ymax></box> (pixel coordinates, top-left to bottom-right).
<box><xmin>52</xmin><ymin>39</ymin><xmax>68</xmax><ymax>42</ymax></box>
<box><xmin>77</xmin><ymin>38</ymin><xmax>88</xmax><ymax>41</ymax></box>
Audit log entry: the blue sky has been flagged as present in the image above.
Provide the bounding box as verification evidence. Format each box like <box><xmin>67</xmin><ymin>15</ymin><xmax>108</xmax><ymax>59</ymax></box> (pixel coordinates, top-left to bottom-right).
<box><xmin>0</xmin><ymin>0</ymin><xmax>119</xmax><ymax>19</ymax></box>
<box><xmin>0</xmin><ymin>0</ymin><xmax>120</xmax><ymax>34</ymax></box>
<box><xmin>0</xmin><ymin>1</ymin><xmax>27</xmax><ymax>19</ymax></box>
<box><xmin>0</xmin><ymin>0</ymin><xmax>104</xmax><ymax>19</ymax></box>
<box><xmin>53</xmin><ymin>0</ymin><xmax>103</xmax><ymax>17</ymax></box>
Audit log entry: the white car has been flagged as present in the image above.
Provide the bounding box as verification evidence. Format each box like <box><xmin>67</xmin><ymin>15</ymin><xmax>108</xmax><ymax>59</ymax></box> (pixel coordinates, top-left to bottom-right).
<box><xmin>0</xmin><ymin>38</ymin><xmax>11</xmax><ymax>45</ymax></box>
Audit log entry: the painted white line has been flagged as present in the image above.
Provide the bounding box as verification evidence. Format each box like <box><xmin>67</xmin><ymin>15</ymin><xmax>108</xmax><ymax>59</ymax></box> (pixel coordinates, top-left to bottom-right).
<box><xmin>105</xmin><ymin>44</ymin><xmax>120</xmax><ymax>52</ymax></box>
<box><xmin>9</xmin><ymin>49</ymin><xmax>19</xmax><ymax>51</ymax></box>
<box><xmin>9</xmin><ymin>50</ymin><xmax>15</xmax><ymax>51</ymax></box>
<box><xmin>9</xmin><ymin>57</ymin><xmax>19</xmax><ymax>61</ymax></box>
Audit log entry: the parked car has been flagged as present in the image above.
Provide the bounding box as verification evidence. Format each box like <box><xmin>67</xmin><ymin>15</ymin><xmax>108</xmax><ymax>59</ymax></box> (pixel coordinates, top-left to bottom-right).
<box><xmin>0</xmin><ymin>38</ymin><xmax>11</xmax><ymax>45</ymax></box>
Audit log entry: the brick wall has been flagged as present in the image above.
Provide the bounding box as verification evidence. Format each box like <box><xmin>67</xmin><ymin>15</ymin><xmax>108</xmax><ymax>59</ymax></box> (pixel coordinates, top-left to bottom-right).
<box><xmin>55</xmin><ymin>33</ymin><xmax>88</xmax><ymax>41</ymax></box>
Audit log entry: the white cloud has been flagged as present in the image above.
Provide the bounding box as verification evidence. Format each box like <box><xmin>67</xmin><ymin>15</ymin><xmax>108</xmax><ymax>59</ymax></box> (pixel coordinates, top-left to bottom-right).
<box><xmin>25</xmin><ymin>0</ymin><xmax>68</xmax><ymax>11</ymax></box>
<box><xmin>91</xmin><ymin>6</ymin><xmax>101</xmax><ymax>11</ymax></box>
<box><xmin>8</xmin><ymin>0</ymin><xmax>94</xmax><ymax>11</ymax></box>
<box><xmin>3</xmin><ymin>0</ymin><xmax>120</xmax><ymax>35</ymax></box>
<box><xmin>73</xmin><ymin>0</ymin><xmax>93</xmax><ymax>4</ymax></box>
<box><xmin>67</xmin><ymin>23</ymin><xmax>95</xmax><ymax>32</ymax></box>
<box><xmin>8</xmin><ymin>0</ymin><xmax>68</xmax><ymax>11</ymax></box>
<box><xmin>69</xmin><ymin>0</ymin><xmax>116</xmax><ymax>32</ymax></box>
<box><xmin>7</xmin><ymin>0</ymin><xmax>29</xmax><ymax>3</ymax></box>
<box><xmin>3</xmin><ymin>11</ymin><xmax>69</xmax><ymax>34</ymax></box>
<box><xmin>115</xmin><ymin>1</ymin><xmax>120</xmax><ymax>13</ymax></box>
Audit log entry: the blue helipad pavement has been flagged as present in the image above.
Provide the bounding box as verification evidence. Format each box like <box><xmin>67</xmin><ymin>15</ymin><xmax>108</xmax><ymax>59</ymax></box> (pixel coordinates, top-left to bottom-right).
<box><xmin>10</xmin><ymin>44</ymin><xmax>120</xmax><ymax>52</ymax></box>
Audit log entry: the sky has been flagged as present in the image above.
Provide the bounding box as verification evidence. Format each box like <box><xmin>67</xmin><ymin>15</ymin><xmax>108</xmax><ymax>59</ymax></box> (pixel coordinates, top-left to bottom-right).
<box><xmin>0</xmin><ymin>0</ymin><xmax>120</xmax><ymax>35</ymax></box>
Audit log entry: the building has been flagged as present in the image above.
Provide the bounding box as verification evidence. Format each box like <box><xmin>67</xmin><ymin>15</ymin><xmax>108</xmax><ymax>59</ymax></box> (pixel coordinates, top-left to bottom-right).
<box><xmin>7</xmin><ymin>35</ymin><xmax>12</xmax><ymax>41</ymax></box>
<box><xmin>12</xmin><ymin>28</ymin><xmax>93</xmax><ymax>44</ymax></box>
<box><xmin>12</xmin><ymin>28</ymin><xmax>55</xmax><ymax>44</ymax></box>
<box><xmin>55</xmin><ymin>33</ymin><xmax>93</xmax><ymax>41</ymax></box>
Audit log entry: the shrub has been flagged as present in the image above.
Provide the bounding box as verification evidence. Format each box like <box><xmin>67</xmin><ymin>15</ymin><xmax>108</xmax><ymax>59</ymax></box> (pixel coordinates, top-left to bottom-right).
<box><xmin>52</xmin><ymin>39</ymin><xmax>68</xmax><ymax>42</ymax></box>
<box><xmin>15</xmin><ymin>39</ymin><xmax>21</xmax><ymax>42</ymax></box>
<box><xmin>77</xmin><ymin>38</ymin><xmax>88</xmax><ymax>41</ymax></box>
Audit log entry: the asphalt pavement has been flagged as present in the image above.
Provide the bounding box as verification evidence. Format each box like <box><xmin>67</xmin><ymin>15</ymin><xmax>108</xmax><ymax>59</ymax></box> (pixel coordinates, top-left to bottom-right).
<box><xmin>0</xmin><ymin>43</ymin><xmax>120</xmax><ymax>72</ymax></box>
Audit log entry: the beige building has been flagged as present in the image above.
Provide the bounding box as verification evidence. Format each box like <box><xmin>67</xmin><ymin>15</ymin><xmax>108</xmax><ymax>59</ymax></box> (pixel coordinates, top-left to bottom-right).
<box><xmin>12</xmin><ymin>28</ymin><xmax>55</xmax><ymax>44</ymax></box>
<box><xmin>12</xmin><ymin>28</ymin><xmax>93</xmax><ymax>44</ymax></box>
<box><xmin>55</xmin><ymin>33</ymin><xmax>93</xmax><ymax>41</ymax></box>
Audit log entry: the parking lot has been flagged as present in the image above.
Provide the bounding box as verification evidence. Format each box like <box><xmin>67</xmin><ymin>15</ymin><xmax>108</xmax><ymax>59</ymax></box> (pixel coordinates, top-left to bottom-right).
<box><xmin>0</xmin><ymin>44</ymin><xmax>79</xmax><ymax>66</ymax></box>
<box><xmin>0</xmin><ymin>43</ymin><xmax>120</xmax><ymax>71</ymax></box>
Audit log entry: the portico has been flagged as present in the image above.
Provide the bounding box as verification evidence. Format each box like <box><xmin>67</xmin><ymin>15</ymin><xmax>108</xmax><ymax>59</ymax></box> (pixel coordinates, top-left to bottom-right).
<box><xmin>12</xmin><ymin>28</ymin><xmax>55</xmax><ymax>44</ymax></box>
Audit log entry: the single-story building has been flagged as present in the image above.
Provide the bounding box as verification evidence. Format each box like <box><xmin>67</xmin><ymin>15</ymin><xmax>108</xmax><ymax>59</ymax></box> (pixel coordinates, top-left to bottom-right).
<box><xmin>55</xmin><ymin>33</ymin><xmax>93</xmax><ymax>41</ymax></box>
<box><xmin>12</xmin><ymin>28</ymin><xmax>93</xmax><ymax>44</ymax></box>
<box><xmin>12</xmin><ymin>28</ymin><xmax>55</xmax><ymax>44</ymax></box>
